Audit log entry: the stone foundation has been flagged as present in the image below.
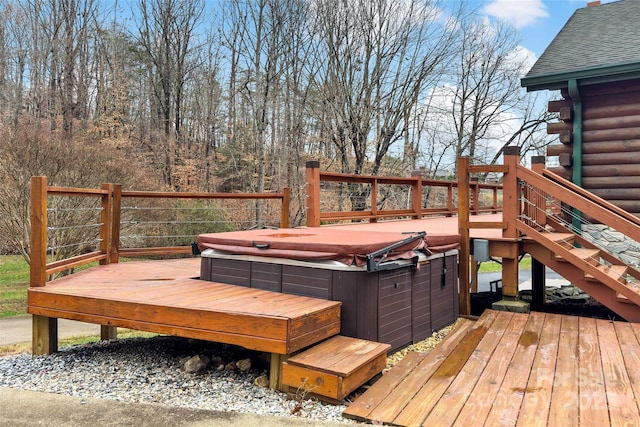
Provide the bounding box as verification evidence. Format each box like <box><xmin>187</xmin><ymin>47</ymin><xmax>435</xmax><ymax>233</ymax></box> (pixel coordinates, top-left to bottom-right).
<box><xmin>581</xmin><ymin>224</ymin><xmax>640</xmax><ymax>267</ymax></box>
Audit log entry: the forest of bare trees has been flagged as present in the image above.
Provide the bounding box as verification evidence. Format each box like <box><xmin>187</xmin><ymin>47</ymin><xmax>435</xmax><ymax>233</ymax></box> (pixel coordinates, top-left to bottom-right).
<box><xmin>0</xmin><ymin>0</ymin><xmax>554</xmax><ymax>250</ymax></box>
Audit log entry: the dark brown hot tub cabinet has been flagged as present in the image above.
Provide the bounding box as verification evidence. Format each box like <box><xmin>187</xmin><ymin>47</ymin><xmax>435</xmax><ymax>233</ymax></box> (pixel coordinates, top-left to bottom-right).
<box><xmin>200</xmin><ymin>249</ymin><xmax>458</xmax><ymax>351</ymax></box>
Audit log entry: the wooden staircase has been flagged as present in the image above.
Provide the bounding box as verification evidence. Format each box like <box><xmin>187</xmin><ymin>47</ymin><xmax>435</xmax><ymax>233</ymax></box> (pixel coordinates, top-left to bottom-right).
<box><xmin>517</xmin><ymin>217</ymin><xmax>640</xmax><ymax>322</ymax></box>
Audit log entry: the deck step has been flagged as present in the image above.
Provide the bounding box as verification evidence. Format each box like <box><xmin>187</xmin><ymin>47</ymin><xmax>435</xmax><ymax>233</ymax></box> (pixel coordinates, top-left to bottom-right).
<box><xmin>544</xmin><ymin>232</ymin><xmax>575</xmax><ymax>249</ymax></box>
<box><xmin>555</xmin><ymin>248</ymin><xmax>600</xmax><ymax>266</ymax></box>
<box><xmin>281</xmin><ymin>335</ymin><xmax>391</xmax><ymax>401</ymax></box>
<box><xmin>585</xmin><ymin>265</ymin><xmax>628</xmax><ymax>284</ymax></box>
<box><xmin>618</xmin><ymin>293</ymin><xmax>631</xmax><ymax>304</ymax></box>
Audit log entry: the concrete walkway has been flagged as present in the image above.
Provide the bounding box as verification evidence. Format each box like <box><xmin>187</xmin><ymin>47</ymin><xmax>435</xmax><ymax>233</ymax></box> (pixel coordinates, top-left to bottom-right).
<box><xmin>0</xmin><ymin>387</ymin><xmax>346</xmax><ymax>427</ymax></box>
<box><xmin>1</xmin><ymin>315</ymin><xmax>101</xmax><ymax>346</ymax></box>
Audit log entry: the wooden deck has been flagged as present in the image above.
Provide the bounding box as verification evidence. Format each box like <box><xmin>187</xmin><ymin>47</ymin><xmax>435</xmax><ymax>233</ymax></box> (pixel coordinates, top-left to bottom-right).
<box><xmin>344</xmin><ymin>309</ymin><xmax>640</xmax><ymax>426</ymax></box>
<box><xmin>27</xmin><ymin>258</ymin><xmax>341</xmax><ymax>356</ymax></box>
<box><xmin>329</xmin><ymin>213</ymin><xmax>504</xmax><ymax>240</ymax></box>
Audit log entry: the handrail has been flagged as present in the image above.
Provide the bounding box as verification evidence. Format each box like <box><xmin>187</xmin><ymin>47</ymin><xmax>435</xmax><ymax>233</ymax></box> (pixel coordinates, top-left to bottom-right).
<box><xmin>541</xmin><ymin>169</ymin><xmax>640</xmax><ymax>228</ymax></box>
<box><xmin>30</xmin><ymin>177</ymin><xmax>113</xmax><ymax>286</ymax></box>
<box><xmin>517</xmin><ymin>166</ymin><xmax>640</xmax><ymax>243</ymax></box>
<box><xmin>29</xmin><ymin>176</ymin><xmax>291</xmax><ymax>284</ymax></box>
<box><xmin>112</xmin><ymin>187</ymin><xmax>290</xmax><ymax>259</ymax></box>
<box><xmin>305</xmin><ymin>161</ymin><xmax>502</xmax><ymax>226</ymax></box>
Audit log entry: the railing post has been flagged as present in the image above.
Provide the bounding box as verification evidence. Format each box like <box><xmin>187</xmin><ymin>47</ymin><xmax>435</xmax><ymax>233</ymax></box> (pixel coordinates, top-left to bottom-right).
<box><xmin>530</xmin><ymin>156</ymin><xmax>547</xmax><ymax>228</ymax></box>
<box><xmin>281</xmin><ymin>187</ymin><xmax>291</xmax><ymax>228</ymax></box>
<box><xmin>447</xmin><ymin>183</ymin><xmax>454</xmax><ymax>217</ymax></box>
<box><xmin>411</xmin><ymin>171</ymin><xmax>422</xmax><ymax>219</ymax></box>
<box><xmin>371</xmin><ymin>178</ymin><xmax>378</xmax><ymax>223</ymax></box>
<box><xmin>99</xmin><ymin>183</ymin><xmax>112</xmax><ymax>265</ymax></box>
<box><xmin>100</xmin><ymin>184</ymin><xmax>118</xmax><ymax>342</ymax></box>
<box><xmin>501</xmin><ymin>146</ymin><xmax>521</xmax><ymax>299</ymax></box>
<box><xmin>306</xmin><ymin>161</ymin><xmax>321</xmax><ymax>227</ymax></box>
<box><xmin>110</xmin><ymin>184</ymin><xmax>122</xmax><ymax>263</ymax></box>
<box><xmin>471</xmin><ymin>179</ymin><xmax>479</xmax><ymax>215</ymax></box>
<box><xmin>30</xmin><ymin>176</ymin><xmax>48</xmax><ymax>287</ymax></box>
<box><xmin>30</xmin><ymin>176</ymin><xmax>58</xmax><ymax>355</ymax></box>
<box><xmin>457</xmin><ymin>157</ymin><xmax>471</xmax><ymax>316</ymax></box>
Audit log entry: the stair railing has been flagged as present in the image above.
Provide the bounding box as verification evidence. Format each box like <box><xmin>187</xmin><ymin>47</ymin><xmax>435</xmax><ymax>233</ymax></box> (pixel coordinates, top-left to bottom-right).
<box><xmin>513</xmin><ymin>161</ymin><xmax>640</xmax><ymax>287</ymax></box>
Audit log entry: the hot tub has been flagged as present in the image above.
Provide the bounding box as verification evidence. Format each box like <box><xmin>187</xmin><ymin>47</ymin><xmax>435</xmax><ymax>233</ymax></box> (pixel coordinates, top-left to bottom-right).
<box><xmin>198</xmin><ymin>228</ymin><xmax>459</xmax><ymax>351</ymax></box>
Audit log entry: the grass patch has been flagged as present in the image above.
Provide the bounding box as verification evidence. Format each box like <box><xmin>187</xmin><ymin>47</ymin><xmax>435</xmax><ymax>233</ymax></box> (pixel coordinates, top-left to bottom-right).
<box><xmin>0</xmin><ymin>255</ymin><xmax>103</xmax><ymax>318</ymax></box>
<box><xmin>0</xmin><ymin>256</ymin><xmax>29</xmax><ymax>318</ymax></box>
<box><xmin>477</xmin><ymin>256</ymin><xmax>532</xmax><ymax>273</ymax></box>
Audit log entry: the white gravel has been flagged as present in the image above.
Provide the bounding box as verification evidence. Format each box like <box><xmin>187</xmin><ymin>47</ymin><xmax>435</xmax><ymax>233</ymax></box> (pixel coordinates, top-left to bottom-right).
<box><xmin>0</xmin><ymin>336</ymin><xmax>351</xmax><ymax>423</ymax></box>
<box><xmin>0</xmin><ymin>325</ymin><xmax>457</xmax><ymax>424</ymax></box>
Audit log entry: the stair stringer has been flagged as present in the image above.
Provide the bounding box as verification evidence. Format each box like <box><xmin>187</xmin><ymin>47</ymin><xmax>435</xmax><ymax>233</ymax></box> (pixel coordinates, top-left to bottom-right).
<box><xmin>523</xmin><ymin>241</ymin><xmax>640</xmax><ymax>322</ymax></box>
<box><xmin>516</xmin><ymin>221</ymin><xmax>640</xmax><ymax>322</ymax></box>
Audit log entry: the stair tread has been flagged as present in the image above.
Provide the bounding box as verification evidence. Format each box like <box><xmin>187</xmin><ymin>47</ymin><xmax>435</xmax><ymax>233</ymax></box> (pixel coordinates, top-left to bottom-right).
<box><xmin>545</xmin><ymin>232</ymin><xmax>575</xmax><ymax>242</ymax></box>
<box><xmin>556</xmin><ymin>247</ymin><xmax>600</xmax><ymax>265</ymax></box>
<box><xmin>286</xmin><ymin>335</ymin><xmax>391</xmax><ymax>376</ymax></box>
<box><xmin>585</xmin><ymin>264</ymin><xmax>628</xmax><ymax>284</ymax></box>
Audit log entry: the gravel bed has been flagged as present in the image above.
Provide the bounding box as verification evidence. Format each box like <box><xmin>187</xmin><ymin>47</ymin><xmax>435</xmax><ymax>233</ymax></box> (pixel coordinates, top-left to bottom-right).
<box><xmin>0</xmin><ymin>326</ymin><xmax>455</xmax><ymax>423</ymax></box>
<box><xmin>0</xmin><ymin>336</ymin><xmax>350</xmax><ymax>423</ymax></box>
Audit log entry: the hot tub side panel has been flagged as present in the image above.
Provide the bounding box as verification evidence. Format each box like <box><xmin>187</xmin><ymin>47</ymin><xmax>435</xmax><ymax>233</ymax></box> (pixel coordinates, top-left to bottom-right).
<box><xmin>281</xmin><ymin>265</ymin><xmax>332</xmax><ymax>300</ymax></box>
<box><xmin>250</xmin><ymin>262</ymin><xmax>282</xmax><ymax>292</ymax></box>
<box><xmin>430</xmin><ymin>254</ymin><xmax>458</xmax><ymax>331</ymax></box>
<box><xmin>332</xmin><ymin>270</ymin><xmax>378</xmax><ymax>342</ymax></box>
<box><xmin>411</xmin><ymin>261</ymin><xmax>432</xmax><ymax>343</ymax></box>
<box><xmin>378</xmin><ymin>267</ymin><xmax>413</xmax><ymax>351</ymax></box>
<box><xmin>201</xmin><ymin>258</ymin><xmax>250</xmax><ymax>286</ymax></box>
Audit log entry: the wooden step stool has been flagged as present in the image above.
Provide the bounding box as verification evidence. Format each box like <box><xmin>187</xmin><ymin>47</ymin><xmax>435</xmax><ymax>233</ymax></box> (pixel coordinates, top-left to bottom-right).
<box><xmin>281</xmin><ymin>335</ymin><xmax>391</xmax><ymax>401</ymax></box>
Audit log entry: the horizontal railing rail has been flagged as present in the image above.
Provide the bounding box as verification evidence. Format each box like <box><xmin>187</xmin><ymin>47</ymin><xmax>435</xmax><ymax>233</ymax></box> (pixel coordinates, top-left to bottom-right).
<box><xmin>29</xmin><ymin>176</ymin><xmax>290</xmax><ymax>285</ymax></box>
<box><xmin>305</xmin><ymin>161</ymin><xmax>502</xmax><ymax>227</ymax></box>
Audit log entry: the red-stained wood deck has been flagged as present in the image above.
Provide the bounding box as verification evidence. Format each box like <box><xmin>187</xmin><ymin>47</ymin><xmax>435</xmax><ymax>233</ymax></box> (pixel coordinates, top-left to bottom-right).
<box><xmin>329</xmin><ymin>213</ymin><xmax>505</xmax><ymax>240</ymax></box>
<box><xmin>344</xmin><ymin>309</ymin><xmax>640</xmax><ymax>427</ymax></box>
<box><xmin>27</xmin><ymin>258</ymin><xmax>341</xmax><ymax>355</ymax></box>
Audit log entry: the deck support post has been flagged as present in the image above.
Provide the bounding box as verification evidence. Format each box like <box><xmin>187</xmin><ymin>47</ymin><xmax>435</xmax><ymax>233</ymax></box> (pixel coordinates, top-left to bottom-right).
<box><xmin>457</xmin><ymin>157</ymin><xmax>471</xmax><ymax>316</ymax></box>
<box><xmin>100</xmin><ymin>325</ymin><xmax>117</xmax><ymax>341</ymax></box>
<box><xmin>500</xmin><ymin>146</ymin><xmax>521</xmax><ymax>299</ymax></box>
<box><xmin>531</xmin><ymin>258</ymin><xmax>546</xmax><ymax>309</ymax></box>
<box><xmin>270</xmin><ymin>353</ymin><xmax>289</xmax><ymax>391</ymax></box>
<box><xmin>32</xmin><ymin>315</ymin><xmax>58</xmax><ymax>355</ymax></box>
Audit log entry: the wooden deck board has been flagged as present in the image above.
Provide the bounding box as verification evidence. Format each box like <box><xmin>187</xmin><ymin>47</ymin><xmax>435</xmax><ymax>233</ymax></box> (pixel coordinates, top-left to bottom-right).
<box><xmin>548</xmin><ymin>314</ymin><xmax>579</xmax><ymax>427</ymax></box>
<box><xmin>516</xmin><ymin>312</ymin><xmax>562</xmax><ymax>427</ymax></box>
<box><xmin>345</xmin><ymin>310</ymin><xmax>640</xmax><ymax>427</ymax></box>
<box><xmin>342</xmin><ymin>318</ymin><xmax>475</xmax><ymax>423</ymax></box>
<box><xmin>28</xmin><ymin>259</ymin><xmax>341</xmax><ymax>354</ymax></box>
<box><xmin>597</xmin><ymin>319</ymin><xmax>640</xmax><ymax>427</ymax></box>
<box><xmin>483</xmin><ymin>311</ymin><xmax>545</xmax><ymax>426</ymax></box>
<box><xmin>422</xmin><ymin>310</ymin><xmax>511</xmax><ymax>426</ymax></box>
<box><xmin>578</xmin><ymin>317</ymin><xmax>609</xmax><ymax>427</ymax></box>
<box><xmin>453</xmin><ymin>312</ymin><xmax>529</xmax><ymax>426</ymax></box>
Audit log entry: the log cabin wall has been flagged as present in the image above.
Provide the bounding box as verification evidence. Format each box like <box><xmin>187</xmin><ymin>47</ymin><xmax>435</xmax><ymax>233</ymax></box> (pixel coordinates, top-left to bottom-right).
<box><xmin>545</xmin><ymin>78</ymin><xmax>640</xmax><ymax>217</ymax></box>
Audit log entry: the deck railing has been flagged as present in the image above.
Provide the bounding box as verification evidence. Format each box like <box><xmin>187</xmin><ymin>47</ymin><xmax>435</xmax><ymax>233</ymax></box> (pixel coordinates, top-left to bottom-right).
<box><xmin>305</xmin><ymin>161</ymin><xmax>503</xmax><ymax>227</ymax></box>
<box><xmin>29</xmin><ymin>176</ymin><xmax>290</xmax><ymax>285</ymax></box>
<box><xmin>458</xmin><ymin>146</ymin><xmax>640</xmax><ymax>316</ymax></box>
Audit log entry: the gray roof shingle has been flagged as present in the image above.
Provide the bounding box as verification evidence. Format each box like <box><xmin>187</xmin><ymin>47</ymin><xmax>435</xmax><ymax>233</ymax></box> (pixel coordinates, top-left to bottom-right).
<box><xmin>525</xmin><ymin>0</ymin><xmax>640</xmax><ymax>79</ymax></box>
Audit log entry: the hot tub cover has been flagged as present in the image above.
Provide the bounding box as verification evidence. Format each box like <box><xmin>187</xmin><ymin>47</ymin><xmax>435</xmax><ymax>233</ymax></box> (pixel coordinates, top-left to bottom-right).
<box><xmin>197</xmin><ymin>228</ymin><xmax>460</xmax><ymax>266</ymax></box>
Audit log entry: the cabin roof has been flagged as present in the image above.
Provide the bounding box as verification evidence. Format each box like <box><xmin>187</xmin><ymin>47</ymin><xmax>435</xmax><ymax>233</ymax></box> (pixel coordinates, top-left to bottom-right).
<box><xmin>522</xmin><ymin>0</ymin><xmax>640</xmax><ymax>91</ymax></box>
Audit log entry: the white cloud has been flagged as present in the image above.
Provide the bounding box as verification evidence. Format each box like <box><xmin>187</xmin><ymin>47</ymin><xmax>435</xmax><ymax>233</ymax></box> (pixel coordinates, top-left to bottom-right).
<box><xmin>483</xmin><ymin>0</ymin><xmax>549</xmax><ymax>29</ymax></box>
<box><xmin>506</xmin><ymin>45</ymin><xmax>538</xmax><ymax>76</ymax></box>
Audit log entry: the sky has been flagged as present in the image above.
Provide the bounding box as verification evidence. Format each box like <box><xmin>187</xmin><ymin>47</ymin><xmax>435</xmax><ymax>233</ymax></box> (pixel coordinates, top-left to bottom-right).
<box><xmin>475</xmin><ymin>0</ymin><xmax>615</xmax><ymax>59</ymax></box>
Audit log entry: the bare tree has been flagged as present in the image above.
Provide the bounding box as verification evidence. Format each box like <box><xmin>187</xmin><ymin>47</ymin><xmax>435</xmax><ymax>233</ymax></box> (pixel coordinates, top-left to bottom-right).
<box><xmin>134</xmin><ymin>0</ymin><xmax>204</xmax><ymax>187</ymax></box>
<box><xmin>311</xmin><ymin>0</ymin><xmax>460</xmax><ymax>177</ymax></box>
<box><xmin>449</xmin><ymin>18</ymin><xmax>531</xmax><ymax>163</ymax></box>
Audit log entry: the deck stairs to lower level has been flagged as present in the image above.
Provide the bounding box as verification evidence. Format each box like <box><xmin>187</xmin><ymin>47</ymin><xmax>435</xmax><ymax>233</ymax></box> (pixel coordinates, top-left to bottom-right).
<box><xmin>517</xmin><ymin>220</ymin><xmax>640</xmax><ymax>322</ymax></box>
